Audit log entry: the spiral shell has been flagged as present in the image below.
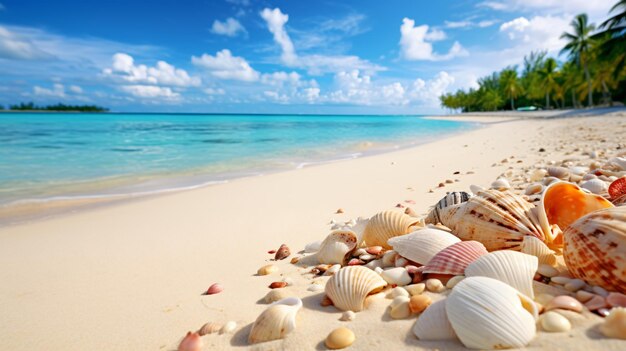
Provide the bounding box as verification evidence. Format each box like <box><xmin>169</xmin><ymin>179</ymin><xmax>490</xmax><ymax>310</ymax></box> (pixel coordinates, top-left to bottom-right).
<box><xmin>436</xmin><ymin>190</ymin><xmax>548</xmax><ymax>251</ymax></box>
<box><xmin>248</xmin><ymin>297</ymin><xmax>302</xmax><ymax>344</ymax></box>
<box><xmin>563</xmin><ymin>206</ymin><xmax>626</xmax><ymax>293</ymax></box>
<box><xmin>425</xmin><ymin>191</ymin><xmax>471</xmax><ymax>225</ymax></box>
<box><xmin>465</xmin><ymin>250</ymin><xmax>538</xmax><ymax>298</ymax></box>
<box><xmin>362</xmin><ymin>210</ymin><xmax>422</xmax><ymax>248</ymax></box>
<box><xmin>325</xmin><ymin>266</ymin><xmax>387</xmax><ymax>312</ymax></box>
<box><xmin>387</xmin><ymin>227</ymin><xmax>461</xmax><ymax>265</ymax></box>
<box><xmin>422</xmin><ymin>241</ymin><xmax>488</xmax><ymax>276</ymax></box>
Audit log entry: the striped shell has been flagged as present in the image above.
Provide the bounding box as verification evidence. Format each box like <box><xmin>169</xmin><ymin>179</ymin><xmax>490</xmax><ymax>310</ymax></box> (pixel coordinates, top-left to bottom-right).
<box><xmin>248</xmin><ymin>297</ymin><xmax>302</xmax><ymax>344</ymax></box>
<box><xmin>422</xmin><ymin>241</ymin><xmax>488</xmax><ymax>275</ymax></box>
<box><xmin>520</xmin><ymin>235</ymin><xmax>557</xmax><ymax>266</ymax></box>
<box><xmin>363</xmin><ymin>210</ymin><xmax>422</xmax><ymax>249</ymax></box>
<box><xmin>437</xmin><ymin>190</ymin><xmax>548</xmax><ymax>251</ymax></box>
<box><xmin>413</xmin><ymin>299</ymin><xmax>457</xmax><ymax>341</ymax></box>
<box><xmin>465</xmin><ymin>250</ymin><xmax>538</xmax><ymax>298</ymax></box>
<box><xmin>387</xmin><ymin>227</ymin><xmax>461</xmax><ymax>265</ymax></box>
<box><xmin>425</xmin><ymin>191</ymin><xmax>471</xmax><ymax>225</ymax></box>
<box><xmin>563</xmin><ymin>206</ymin><xmax>626</xmax><ymax>293</ymax></box>
<box><xmin>198</xmin><ymin>322</ymin><xmax>222</xmax><ymax>336</ymax></box>
<box><xmin>325</xmin><ymin>266</ymin><xmax>387</xmax><ymax>312</ymax></box>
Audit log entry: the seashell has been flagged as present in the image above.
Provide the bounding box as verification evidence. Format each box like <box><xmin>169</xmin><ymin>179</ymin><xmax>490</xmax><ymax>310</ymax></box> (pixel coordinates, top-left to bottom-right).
<box><xmin>274</xmin><ymin>244</ymin><xmax>290</xmax><ymax>260</ymax></box>
<box><xmin>265</xmin><ymin>289</ymin><xmax>289</xmax><ymax>303</ymax></box>
<box><xmin>585</xmin><ymin>295</ymin><xmax>608</xmax><ymax>311</ymax></box>
<box><xmin>446</xmin><ymin>275</ymin><xmax>465</xmax><ymax>289</ymax></box>
<box><xmin>446</xmin><ymin>277</ymin><xmax>538</xmax><ymax>350</ymax></box>
<box><xmin>380</xmin><ymin>267</ymin><xmax>412</xmax><ymax>286</ymax></box>
<box><xmin>340</xmin><ymin>310</ymin><xmax>356</xmax><ymax>321</ymax></box>
<box><xmin>325</xmin><ymin>266</ymin><xmax>387</xmax><ymax>312</ymax></box>
<box><xmin>593</xmin><ymin>285</ymin><xmax>610</xmax><ymax>297</ymax></box>
<box><xmin>538</xmin><ymin>182</ymin><xmax>614</xmax><ymax>237</ymax></box>
<box><xmin>490</xmin><ymin>177</ymin><xmax>511</xmax><ymax>191</ymax></box>
<box><xmin>325</xmin><ymin>327</ymin><xmax>355</xmax><ymax>349</ymax></box>
<box><xmin>366</xmin><ymin>246</ymin><xmax>383</xmax><ymax>255</ymax></box>
<box><xmin>580</xmin><ymin>178</ymin><xmax>608</xmax><ymax>195</ymax></box>
<box><xmin>426</xmin><ymin>279</ymin><xmax>445</xmax><ymax>293</ymax></box>
<box><xmin>607</xmin><ymin>292</ymin><xmax>626</xmax><ymax>308</ymax></box>
<box><xmin>563</xmin><ymin>206</ymin><xmax>626</xmax><ymax>293</ymax></box>
<box><xmin>530</xmin><ymin>169</ymin><xmax>547</xmax><ymax>182</ymax></box>
<box><xmin>544</xmin><ymin>295</ymin><xmax>583</xmax><ymax>313</ymax></box>
<box><xmin>248</xmin><ymin>297</ymin><xmax>302</xmax><ymax>344</ymax></box>
<box><xmin>548</xmin><ymin>166</ymin><xmax>570</xmax><ymax>180</ymax></box>
<box><xmin>613</xmin><ymin>194</ymin><xmax>626</xmax><ymax>206</ymax></box>
<box><xmin>405</xmin><ymin>283</ymin><xmax>425</xmax><ymax>296</ymax></box>
<box><xmin>387</xmin><ymin>227</ymin><xmax>460</xmax><ymax>265</ymax></box>
<box><xmin>326</xmin><ymin>264</ymin><xmax>341</xmax><ymax>275</ymax></box>
<box><xmin>381</xmin><ymin>250</ymin><xmax>397</xmax><ymax>267</ymax></box>
<box><xmin>258</xmin><ymin>264</ymin><xmax>278</xmax><ymax>276</ymax></box>
<box><xmin>307</xmin><ymin>284</ymin><xmax>324</xmax><ymax>292</ymax></box>
<box><xmin>178</xmin><ymin>332</ymin><xmax>203</xmax><ymax>351</ymax></box>
<box><xmin>304</xmin><ymin>240</ymin><xmax>321</xmax><ymax>253</ymax></box>
<box><xmin>308</xmin><ymin>230</ymin><xmax>358</xmax><ymax>265</ymax></box>
<box><xmin>389</xmin><ymin>298</ymin><xmax>411</xmax><ymax>319</ymax></box>
<box><xmin>387</xmin><ymin>286</ymin><xmax>409</xmax><ymax>299</ymax></box>
<box><xmin>425</xmin><ymin>191</ymin><xmax>471</xmax><ymax>225</ymax></box>
<box><xmin>436</xmin><ymin>190</ymin><xmax>549</xmax><ymax>251</ymax></box>
<box><xmin>423</xmin><ymin>241</ymin><xmax>488</xmax><ymax>276</ymax></box>
<box><xmin>413</xmin><ymin>299</ymin><xmax>457</xmax><ymax>341</ymax></box>
<box><xmin>609</xmin><ymin>177</ymin><xmax>626</xmax><ymax>200</ymax></box>
<box><xmin>409</xmin><ymin>294</ymin><xmax>432</xmax><ymax>314</ymax></box>
<box><xmin>537</xmin><ymin>264</ymin><xmax>559</xmax><ymax>277</ymax></box>
<box><xmin>564</xmin><ymin>279</ymin><xmax>586</xmax><ymax>292</ymax></box>
<box><xmin>540</xmin><ymin>311</ymin><xmax>571</xmax><ymax>332</ymax></box>
<box><xmin>600</xmin><ymin>307</ymin><xmax>626</xmax><ymax>339</ymax></box>
<box><xmin>198</xmin><ymin>322</ymin><xmax>222</xmax><ymax>336</ymax></box>
<box><xmin>570</xmin><ymin>166</ymin><xmax>588</xmax><ymax>176</ymax></box>
<box><xmin>469</xmin><ymin>184</ymin><xmax>485</xmax><ymax>194</ymax></box>
<box><xmin>219</xmin><ymin>321</ymin><xmax>237</xmax><ymax>334</ymax></box>
<box><xmin>575</xmin><ymin>290</ymin><xmax>595</xmax><ymax>303</ymax></box>
<box><xmin>609</xmin><ymin>157</ymin><xmax>626</xmax><ymax>171</ymax></box>
<box><xmin>520</xmin><ymin>235</ymin><xmax>557</xmax><ymax>266</ymax></box>
<box><xmin>269</xmin><ymin>282</ymin><xmax>287</xmax><ymax>289</ymax></box>
<box><xmin>465</xmin><ymin>250</ymin><xmax>538</xmax><ymax>298</ymax></box>
<box><xmin>363</xmin><ymin>210</ymin><xmax>421</xmax><ymax>248</ymax></box>
<box><xmin>205</xmin><ymin>283</ymin><xmax>223</xmax><ymax>295</ymax></box>
<box><xmin>525</xmin><ymin>183</ymin><xmax>544</xmax><ymax>196</ymax></box>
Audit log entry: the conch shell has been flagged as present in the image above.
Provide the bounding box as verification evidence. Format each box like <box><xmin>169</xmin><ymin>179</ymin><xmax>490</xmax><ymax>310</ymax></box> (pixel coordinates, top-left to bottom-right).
<box><xmin>446</xmin><ymin>276</ymin><xmax>538</xmax><ymax>350</ymax></box>
<box><xmin>563</xmin><ymin>206</ymin><xmax>626</xmax><ymax>293</ymax></box>
<box><xmin>434</xmin><ymin>189</ymin><xmax>549</xmax><ymax>251</ymax></box>
<box><xmin>465</xmin><ymin>250</ymin><xmax>538</xmax><ymax>298</ymax></box>
<box><xmin>425</xmin><ymin>191</ymin><xmax>471</xmax><ymax>225</ymax></box>
<box><xmin>303</xmin><ymin>229</ymin><xmax>358</xmax><ymax>265</ymax></box>
<box><xmin>325</xmin><ymin>266</ymin><xmax>387</xmax><ymax>312</ymax></box>
<box><xmin>387</xmin><ymin>227</ymin><xmax>461</xmax><ymax>265</ymax></box>
<box><xmin>363</xmin><ymin>210</ymin><xmax>422</xmax><ymax>248</ymax></box>
<box><xmin>248</xmin><ymin>297</ymin><xmax>303</xmax><ymax>344</ymax></box>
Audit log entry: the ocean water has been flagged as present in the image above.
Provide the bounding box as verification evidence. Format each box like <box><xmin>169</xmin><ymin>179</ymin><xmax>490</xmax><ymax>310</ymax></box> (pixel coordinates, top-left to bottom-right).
<box><xmin>0</xmin><ymin>113</ymin><xmax>478</xmax><ymax>206</ymax></box>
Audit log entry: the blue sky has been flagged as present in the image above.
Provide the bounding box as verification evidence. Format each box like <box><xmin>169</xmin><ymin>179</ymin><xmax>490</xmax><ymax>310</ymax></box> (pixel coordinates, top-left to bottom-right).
<box><xmin>0</xmin><ymin>0</ymin><xmax>615</xmax><ymax>113</ymax></box>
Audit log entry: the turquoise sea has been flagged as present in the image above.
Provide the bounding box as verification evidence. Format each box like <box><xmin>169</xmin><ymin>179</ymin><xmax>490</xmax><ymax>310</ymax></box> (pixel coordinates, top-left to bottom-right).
<box><xmin>0</xmin><ymin>113</ymin><xmax>478</xmax><ymax>206</ymax></box>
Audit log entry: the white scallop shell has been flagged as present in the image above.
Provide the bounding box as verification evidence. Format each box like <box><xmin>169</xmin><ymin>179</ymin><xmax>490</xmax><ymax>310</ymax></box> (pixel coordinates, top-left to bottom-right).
<box><xmin>580</xmin><ymin>178</ymin><xmax>608</xmax><ymax>195</ymax></box>
<box><xmin>363</xmin><ymin>210</ymin><xmax>422</xmax><ymax>248</ymax></box>
<box><xmin>248</xmin><ymin>297</ymin><xmax>302</xmax><ymax>344</ymax></box>
<box><xmin>413</xmin><ymin>299</ymin><xmax>457</xmax><ymax>341</ymax></box>
<box><xmin>465</xmin><ymin>250</ymin><xmax>538</xmax><ymax>298</ymax></box>
<box><xmin>446</xmin><ymin>276</ymin><xmax>538</xmax><ymax>350</ymax></box>
<box><xmin>387</xmin><ymin>227</ymin><xmax>461</xmax><ymax>265</ymax></box>
<box><xmin>304</xmin><ymin>230</ymin><xmax>358</xmax><ymax>265</ymax></box>
<box><xmin>325</xmin><ymin>266</ymin><xmax>387</xmax><ymax>312</ymax></box>
<box><xmin>520</xmin><ymin>235</ymin><xmax>557</xmax><ymax>266</ymax></box>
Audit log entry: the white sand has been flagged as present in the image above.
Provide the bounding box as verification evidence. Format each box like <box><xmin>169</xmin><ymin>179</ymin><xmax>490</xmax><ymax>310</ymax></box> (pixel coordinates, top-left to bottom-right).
<box><xmin>1</xmin><ymin>114</ymin><xmax>625</xmax><ymax>350</ymax></box>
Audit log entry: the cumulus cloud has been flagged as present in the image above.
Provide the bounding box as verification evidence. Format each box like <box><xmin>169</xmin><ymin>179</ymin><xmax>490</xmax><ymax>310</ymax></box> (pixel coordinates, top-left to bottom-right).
<box><xmin>204</xmin><ymin>87</ymin><xmax>225</xmax><ymax>95</ymax></box>
<box><xmin>104</xmin><ymin>53</ymin><xmax>201</xmax><ymax>87</ymax></box>
<box><xmin>33</xmin><ymin>83</ymin><xmax>66</xmax><ymax>98</ymax></box>
<box><xmin>0</xmin><ymin>25</ymin><xmax>51</xmax><ymax>60</ymax></box>
<box><xmin>120</xmin><ymin>85</ymin><xmax>180</xmax><ymax>99</ymax></box>
<box><xmin>499</xmin><ymin>15</ymin><xmax>570</xmax><ymax>53</ymax></box>
<box><xmin>260</xmin><ymin>8</ymin><xmax>297</xmax><ymax>65</ymax></box>
<box><xmin>400</xmin><ymin>18</ymin><xmax>468</xmax><ymax>61</ymax></box>
<box><xmin>211</xmin><ymin>18</ymin><xmax>246</xmax><ymax>37</ymax></box>
<box><xmin>192</xmin><ymin>49</ymin><xmax>260</xmax><ymax>81</ymax></box>
<box><xmin>69</xmin><ymin>85</ymin><xmax>83</xmax><ymax>94</ymax></box>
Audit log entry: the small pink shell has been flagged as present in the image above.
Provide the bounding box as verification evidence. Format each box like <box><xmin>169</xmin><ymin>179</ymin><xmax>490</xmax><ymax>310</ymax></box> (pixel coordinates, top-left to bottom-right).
<box><xmin>206</xmin><ymin>283</ymin><xmax>223</xmax><ymax>295</ymax></box>
<box><xmin>422</xmin><ymin>241</ymin><xmax>488</xmax><ymax>275</ymax></box>
<box><xmin>366</xmin><ymin>246</ymin><xmax>383</xmax><ymax>255</ymax></box>
<box><xmin>178</xmin><ymin>332</ymin><xmax>203</xmax><ymax>351</ymax></box>
<box><xmin>348</xmin><ymin>258</ymin><xmax>363</xmax><ymax>266</ymax></box>
<box><xmin>546</xmin><ymin>295</ymin><xmax>583</xmax><ymax>313</ymax></box>
<box><xmin>607</xmin><ymin>292</ymin><xmax>626</xmax><ymax>308</ymax></box>
<box><xmin>584</xmin><ymin>295</ymin><xmax>607</xmax><ymax>311</ymax></box>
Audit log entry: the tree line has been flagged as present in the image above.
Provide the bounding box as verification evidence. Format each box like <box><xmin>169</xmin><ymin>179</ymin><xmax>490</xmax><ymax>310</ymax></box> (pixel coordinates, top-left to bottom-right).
<box><xmin>440</xmin><ymin>0</ymin><xmax>626</xmax><ymax>112</ymax></box>
<box><xmin>1</xmin><ymin>102</ymin><xmax>109</xmax><ymax>112</ymax></box>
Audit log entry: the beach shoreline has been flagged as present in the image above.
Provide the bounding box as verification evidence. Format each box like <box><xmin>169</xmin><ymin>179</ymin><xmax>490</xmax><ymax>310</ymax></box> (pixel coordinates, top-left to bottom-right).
<box><xmin>0</xmin><ymin>113</ymin><xmax>625</xmax><ymax>350</ymax></box>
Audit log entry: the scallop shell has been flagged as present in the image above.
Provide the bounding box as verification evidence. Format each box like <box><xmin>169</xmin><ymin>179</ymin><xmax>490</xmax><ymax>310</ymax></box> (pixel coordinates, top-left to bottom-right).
<box><xmin>325</xmin><ymin>266</ymin><xmax>387</xmax><ymax>312</ymax></box>
<box><xmin>248</xmin><ymin>297</ymin><xmax>302</xmax><ymax>344</ymax></box>
<box><xmin>436</xmin><ymin>190</ymin><xmax>548</xmax><ymax>251</ymax></box>
<box><xmin>446</xmin><ymin>276</ymin><xmax>538</xmax><ymax>350</ymax></box>
<box><xmin>413</xmin><ymin>299</ymin><xmax>457</xmax><ymax>341</ymax></box>
<box><xmin>363</xmin><ymin>210</ymin><xmax>422</xmax><ymax>248</ymax></box>
<box><xmin>580</xmin><ymin>178</ymin><xmax>609</xmax><ymax>195</ymax></box>
<box><xmin>387</xmin><ymin>227</ymin><xmax>461</xmax><ymax>265</ymax></box>
<box><xmin>614</xmin><ymin>194</ymin><xmax>626</xmax><ymax>207</ymax></box>
<box><xmin>563</xmin><ymin>206</ymin><xmax>626</xmax><ymax>293</ymax></box>
<box><xmin>198</xmin><ymin>322</ymin><xmax>222</xmax><ymax>336</ymax></box>
<box><xmin>422</xmin><ymin>241</ymin><xmax>488</xmax><ymax>275</ymax></box>
<box><xmin>305</xmin><ymin>230</ymin><xmax>358</xmax><ymax>265</ymax></box>
<box><xmin>465</xmin><ymin>250</ymin><xmax>538</xmax><ymax>298</ymax></box>
<box><xmin>425</xmin><ymin>191</ymin><xmax>471</xmax><ymax>225</ymax></box>
<box><xmin>538</xmin><ymin>181</ymin><xmax>614</xmax><ymax>238</ymax></box>
<box><xmin>520</xmin><ymin>235</ymin><xmax>557</xmax><ymax>266</ymax></box>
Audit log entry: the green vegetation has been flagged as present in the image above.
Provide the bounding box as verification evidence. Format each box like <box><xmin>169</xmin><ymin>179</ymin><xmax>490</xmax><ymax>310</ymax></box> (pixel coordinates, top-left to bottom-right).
<box><xmin>7</xmin><ymin>102</ymin><xmax>109</xmax><ymax>112</ymax></box>
<box><xmin>440</xmin><ymin>1</ymin><xmax>626</xmax><ymax>112</ymax></box>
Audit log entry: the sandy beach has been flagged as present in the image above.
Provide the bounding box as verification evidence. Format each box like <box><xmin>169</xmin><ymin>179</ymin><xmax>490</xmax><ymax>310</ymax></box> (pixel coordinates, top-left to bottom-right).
<box><xmin>1</xmin><ymin>111</ymin><xmax>626</xmax><ymax>350</ymax></box>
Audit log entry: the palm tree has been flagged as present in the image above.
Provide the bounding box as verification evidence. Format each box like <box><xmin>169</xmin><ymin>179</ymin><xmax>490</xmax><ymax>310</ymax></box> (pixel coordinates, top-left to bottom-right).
<box><xmin>538</xmin><ymin>58</ymin><xmax>559</xmax><ymax>109</ymax></box>
<box><xmin>596</xmin><ymin>0</ymin><xmax>626</xmax><ymax>77</ymax></box>
<box><xmin>560</xmin><ymin>61</ymin><xmax>584</xmax><ymax>108</ymax></box>
<box><xmin>560</xmin><ymin>14</ymin><xmax>596</xmax><ymax>107</ymax></box>
<box><xmin>500</xmin><ymin>68</ymin><xmax>523</xmax><ymax>110</ymax></box>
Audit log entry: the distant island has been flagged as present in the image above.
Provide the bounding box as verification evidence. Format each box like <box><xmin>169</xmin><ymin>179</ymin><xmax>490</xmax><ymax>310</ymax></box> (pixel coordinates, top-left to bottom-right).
<box><xmin>1</xmin><ymin>102</ymin><xmax>109</xmax><ymax>112</ymax></box>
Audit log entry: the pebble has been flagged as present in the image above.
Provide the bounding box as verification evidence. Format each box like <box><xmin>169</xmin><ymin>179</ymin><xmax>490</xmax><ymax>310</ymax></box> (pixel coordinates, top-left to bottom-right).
<box><xmin>326</xmin><ymin>264</ymin><xmax>341</xmax><ymax>275</ymax></box>
<box><xmin>388</xmin><ymin>286</ymin><xmax>409</xmax><ymax>299</ymax></box>
<box><xmin>575</xmin><ymin>290</ymin><xmax>595</xmax><ymax>303</ymax></box>
<box><xmin>335</xmin><ymin>208</ymin><xmax>344</xmax><ymax>214</ymax></box>
<box><xmin>394</xmin><ymin>256</ymin><xmax>409</xmax><ymax>268</ymax></box>
<box><xmin>584</xmin><ymin>295</ymin><xmax>608</xmax><ymax>311</ymax></box>
<box><xmin>348</xmin><ymin>258</ymin><xmax>363</xmax><ymax>266</ymax></box>
<box><xmin>607</xmin><ymin>292</ymin><xmax>626</xmax><ymax>308</ymax></box>
<box><xmin>353</xmin><ymin>248</ymin><xmax>367</xmax><ymax>256</ymax></box>
<box><xmin>381</xmin><ymin>268</ymin><xmax>412</xmax><ymax>286</ymax></box>
<box><xmin>409</xmin><ymin>294</ymin><xmax>432</xmax><ymax>314</ymax></box>
<box><xmin>550</xmin><ymin>276</ymin><xmax>571</xmax><ymax>285</ymax></box>
<box><xmin>545</xmin><ymin>295</ymin><xmax>583</xmax><ymax>313</ymax></box>
<box><xmin>340</xmin><ymin>310</ymin><xmax>356</xmax><ymax>322</ymax></box>
<box><xmin>374</xmin><ymin>267</ymin><xmax>384</xmax><ymax>274</ymax></box>
<box><xmin>325</xmin><ymin>327</ymin><xmax>355</xmax><ymax>349</ymax></box>
<box><xmin>404</xmin><ymin>283</ymin><xmax>425</xmax><ymax>296</ymax></box>
<box><xmin>564</xmin><ymin>279</ymin><xmax>586</xmax><ymax>292</ymax></box>
<box><xmin>426</xmin><ymin>279</ymin><xmax>445</xmax><ymax>293</ymax></box>
<box><xmin>274</xmin><ymin>244</ymin><xmax>290</xmax><ymax>260</ymax></box>
<box><xmin>257</xmin><ymin>264</ymin><xmax>278</xmax><ymax>276</ymax></box>
<box><xmin>446</xmin><ymin>275</ymin><xmax>465</xmax><ymax>289</ymax></box>
<box><xmin>290</xmin><ymin>257</ymin><xmax>300</xmax><ymax>264</ymax></box>
<box><xmin>219</xmin><ymin>321</ymin><xmax>237</xmax><ymax>334</ymax></box>
<box><xmin>537</xmin><ymin>264</ymin><xmax>559</xmax><ymax>278</ymax></box>
<box><xmin>540</xmin><ymin>311</ymin><xmax>572</xmax><ymax>332</ymax></box>
<box><xmin>600</xmin><ymin>307</ymin><xmax>626</xmax><ymax>340</ymax></box>
<box><xmin>593</xmin><ymin>286</ymin><xmax>609</xmax><ymax>297</ymax></box>
<box><xmin>382</xmin><ymin>250</ymin><xmax>397</xmax><ymax>267</ymax></box>
<box><xmin>366</xmin><ymin>246</ymin><xmax>383</xmax><ymax>255</ymax></box>
<box><xmin>264</xmin><ymin>289</ymin><xmax>288</xmax><ymax>303</ymax></box>
<box><xmin>445</xmin><ymin>179</ymin><xmax>454</xmax><ymax>184</ymax></box>
<box><xmin>359</xmin><ymin>254</ymin><xmax>376</xmax><ymax>261</ymax></box>
<box><xmin>389</xmin><ymin>299</ymin><xmax>411</xmax><ymax>319</ymax></box>
<box><xmin>269</xmin><ymin>281</ymin><xmax>287</xmax><ymax>289</ymax></box>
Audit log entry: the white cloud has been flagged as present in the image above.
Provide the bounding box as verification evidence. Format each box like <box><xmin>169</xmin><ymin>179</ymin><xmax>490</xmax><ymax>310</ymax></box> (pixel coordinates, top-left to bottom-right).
<box><xmin>260</xmin><ymin>8</ymin><xmax>297</xmax><ymax>65</ymax></box>
<box><xmin>120</xmin><ymin>85</ymin><xmax>180</xmax><ymax>99</ymax></box>
<box><xmin>478</xmin><ymin>20</ymin><xmax>498</xmax><ymax>28</ymax></box>
<box><xmin>479</xmin><ymin>0</ymin><xmax>612</xmax><ymax>20</ymax></box>
<box><xmin>33</xmin><ymin>83</ymin><xmax>66</xmax><ymax>98</ymax></box>
<box><xmin>400</xmin><ymin>18</ymin><xmax>468</xmax><ymax>61</ymax></box>
<box><xmin>69</xmin><ymin>85</ymin><xmax>83</xmax><ymax>94</ymax></box>
<box><xmin>0</xmin><ymin>25</ymin><xmax>50</xmax><ymax>60</ymax></box>
<box><xmin>204</xmin><ymin>87</ymin><xmax>225</xmax><ymax>95</ymax></box>
<box><xmin>499</xmin><ymin>15</ymin><xmax>570</xmax><ymax>53</ymax></box>
<box><xmin>211</xmin><ymin>18</ymin><xmax>246</xmax><ymax>37</ymax></box>
<box><xmin>261</xmin><ymin>71</ymin><xmax>302</xmax><ymax>86</ymax></box>
<box><xmin>445</xmin><ymin>19</ymin><xmax>499</xmax><ymax>29</ymax></box>
<box><xmin>192</xmin><ymin>49</ymin><xmax>260</xmax><ymax>81</ymax></box>
<box><xmin>408</xmin><ymin>71</ymin><xmax>455</xmax><ymax>104</ymax></box>
<box><xmin>226</xmin><ymin>0</ymin><xmax>250</xmax><ymax>6</ymax></box>
<box><xmin>104</xmin><ymin>53</ymin><xmax>201</xmax><ymax>87</ymax></box>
